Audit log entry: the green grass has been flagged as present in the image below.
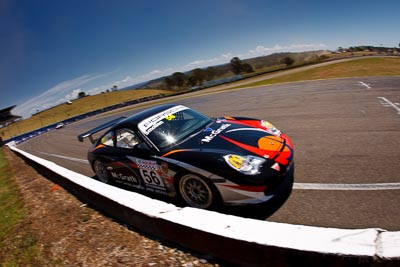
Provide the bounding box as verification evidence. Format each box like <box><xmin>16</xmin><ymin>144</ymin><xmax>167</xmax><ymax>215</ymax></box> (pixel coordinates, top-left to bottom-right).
<box><xmin>236</xmin><ymin>57</ymin><xmax>400</xmax><ymax>88</ymax></box>
<box><xmin>1</xmin><ymin>89</ymin><xmax>173</xmax><ymax>140</ymax></box>
<box><xmin>0</xmin><ymin>148</ymin><xmax>45</xmax><ymax>266</ymax></box>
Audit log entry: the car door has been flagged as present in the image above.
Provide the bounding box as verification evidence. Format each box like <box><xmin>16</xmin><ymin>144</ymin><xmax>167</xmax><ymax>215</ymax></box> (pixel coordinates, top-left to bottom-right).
<box><xmin>110</xmin><ymin>128</ymin><xmax>174</xmax><ymax>196</ymax></box>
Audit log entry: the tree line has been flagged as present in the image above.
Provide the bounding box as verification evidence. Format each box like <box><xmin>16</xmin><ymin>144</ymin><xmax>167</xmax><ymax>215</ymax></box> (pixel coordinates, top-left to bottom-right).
<box><xmin>162</xmin><ymin>57</ymin><xmax>258</xmax><ymax>90</ymax></box>
<box><xmin>161</xmin><ymin>55</ymin><xmax>299</xmax><ymax>91</ymax></box>
<box><xmin>164</xmin><ymin>67</ymin><xmax>216</xmax><ymax>90</ymax></box>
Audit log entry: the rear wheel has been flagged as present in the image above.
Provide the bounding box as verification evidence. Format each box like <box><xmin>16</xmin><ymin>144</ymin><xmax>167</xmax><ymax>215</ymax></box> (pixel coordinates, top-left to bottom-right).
<box><xmin>178</xmin><ymin>173</ymin><xmax>219</xmax><ymax>209</ymax></box>
<box><xmin>93</xmin><ymin>160</ymin><xmax>110</xmax><ymax>183</ymax></box>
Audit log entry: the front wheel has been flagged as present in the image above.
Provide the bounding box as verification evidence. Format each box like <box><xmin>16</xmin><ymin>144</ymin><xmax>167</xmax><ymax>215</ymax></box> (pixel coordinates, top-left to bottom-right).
<box><xmin>93</xmin><ymin>160</ymin><xmax>110</xmax><ymax>184</ymax></box>
<box><xmin>178</xmin><ymin>174</ymin><xmax>220</xmax><ymax>209</ymax></box>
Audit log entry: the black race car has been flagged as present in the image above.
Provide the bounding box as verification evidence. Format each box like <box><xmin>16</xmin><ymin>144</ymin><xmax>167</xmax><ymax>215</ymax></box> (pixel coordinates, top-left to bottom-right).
<box><xmin>78</xmin><ymin>104</ymin><xmax>294</xmax><ymax>209</ymax></box>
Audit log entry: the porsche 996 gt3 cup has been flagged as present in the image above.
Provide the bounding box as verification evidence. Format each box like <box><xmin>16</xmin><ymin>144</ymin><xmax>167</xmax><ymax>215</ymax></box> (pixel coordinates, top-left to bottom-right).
<box><xmin>78</xmin><ymin>104</ymin><xmax>294</xmax><ymax>209</ymax></box>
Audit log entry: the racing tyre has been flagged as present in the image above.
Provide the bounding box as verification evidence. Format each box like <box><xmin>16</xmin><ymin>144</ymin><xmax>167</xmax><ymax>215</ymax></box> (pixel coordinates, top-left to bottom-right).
<box><xmin>93</xmin><ymin>160</ymin><xmax>110</xmax><ymax>184</ymax></box>
<box><xmin>178</xmin><ymin>173</ymin><xmax>220</xmax><ymax>209</ymax></box>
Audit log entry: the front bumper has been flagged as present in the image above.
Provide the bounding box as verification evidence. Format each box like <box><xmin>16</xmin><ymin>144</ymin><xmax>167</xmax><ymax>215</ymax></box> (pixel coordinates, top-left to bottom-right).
<box><xmin>216</xmin><ymin>163</ymin><xmax>295</xmax><ymax>206</ymax></box>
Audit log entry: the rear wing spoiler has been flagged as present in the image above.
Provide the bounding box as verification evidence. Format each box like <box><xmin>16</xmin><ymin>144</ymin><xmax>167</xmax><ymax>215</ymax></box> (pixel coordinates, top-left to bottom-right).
<box><xmin>77</xmin><ymin>116</ymin><xmax>126</xmax><ymax>143</ymax></box>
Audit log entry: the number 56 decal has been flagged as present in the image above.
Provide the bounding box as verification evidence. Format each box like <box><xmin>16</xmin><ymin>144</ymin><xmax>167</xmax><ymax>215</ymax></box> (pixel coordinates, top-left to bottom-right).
<box><xmin>140</xmin><ymin>169</ymin><xmax>165</xmax><ymax>189</ymax></box>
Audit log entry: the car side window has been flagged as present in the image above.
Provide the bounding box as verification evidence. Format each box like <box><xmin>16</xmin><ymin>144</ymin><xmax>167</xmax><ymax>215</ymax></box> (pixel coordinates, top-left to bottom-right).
<box><xmin>116</xmin><ymin>128</ymin><xmax>140</xmax><ymax>149</ymax></box>
<box><xmin>100</xmin><ymin>131</ymin><xmax>115</xmax><ymax>146</ymax></box>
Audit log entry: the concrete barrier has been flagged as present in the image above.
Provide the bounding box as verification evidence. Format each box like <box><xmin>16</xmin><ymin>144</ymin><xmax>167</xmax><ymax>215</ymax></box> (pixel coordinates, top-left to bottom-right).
<box><xmin>8</xmin><ymin>144</ymin><xmax>400</xmax><ymax>266</ymax></box>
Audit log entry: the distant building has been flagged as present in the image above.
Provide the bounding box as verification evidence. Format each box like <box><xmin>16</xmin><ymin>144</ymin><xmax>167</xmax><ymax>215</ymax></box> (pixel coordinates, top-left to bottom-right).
<box><xmin>0</xmin><ymin>105</ymin><xmax>22</xmax><ymax>128</ymax></box>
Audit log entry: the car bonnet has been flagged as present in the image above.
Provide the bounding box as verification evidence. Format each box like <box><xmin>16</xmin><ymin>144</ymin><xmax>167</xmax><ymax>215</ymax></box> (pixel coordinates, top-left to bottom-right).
<box><xmin>177</xmin><ymin>120</ymin><xmax>293</xmax><ymax>166</ymax></box>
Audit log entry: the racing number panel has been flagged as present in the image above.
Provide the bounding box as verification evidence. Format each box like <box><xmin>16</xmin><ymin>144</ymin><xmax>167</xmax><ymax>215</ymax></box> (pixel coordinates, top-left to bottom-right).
<box><xmin>104</xmin><ymin>147</ymin><xmax>176</xmax><ymax>197</ymax></box>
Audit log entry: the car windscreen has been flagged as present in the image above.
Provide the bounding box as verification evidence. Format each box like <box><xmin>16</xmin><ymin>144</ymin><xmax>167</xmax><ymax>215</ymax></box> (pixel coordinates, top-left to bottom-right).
<box><xmin>138</xmin><ymin>105</ymin><xmax>212</xmax><ymax>149</ymax></box>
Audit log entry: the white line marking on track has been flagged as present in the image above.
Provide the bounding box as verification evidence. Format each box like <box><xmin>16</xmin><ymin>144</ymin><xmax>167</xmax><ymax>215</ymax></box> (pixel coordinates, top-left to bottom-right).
<box><xmin>378</xmin><ymin>97</ymin><xmax>400</xmax><ymax>114</ymax></box>
<box><xmin>40</xmin><ymin>152</ymin><xmax>89</xmax><ymax>163</ymax></box>
<box><xmin>294</xmin><ymin>182</ymin><xmax>400</xmax><ymax>190</ymax></box>
<box><xmin>358</xmin><ymin>81</ymin><xmax>371</xmax><ymax>89</ymax></box>
<box><xmin>39</xmin><ymin>153</ymin><xmax>400</xmax><ymax>191</ymax></box>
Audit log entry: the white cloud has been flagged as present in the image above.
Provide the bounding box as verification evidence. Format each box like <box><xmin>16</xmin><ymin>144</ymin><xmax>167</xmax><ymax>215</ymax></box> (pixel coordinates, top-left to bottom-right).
<box><xmin>114</xmin><ymin>76</ymin><xmax>132</xmax><ymax>85</ymax></box>
<box><xmin>184</xmin><ymin>57</ymin><xmax>222</xmax><ymax>69</ymax></box>
<box><xmin>248</xmin><ymin>43</ymin><xmax>327</xmax><ymax>55</ymax></box>
<box><xmin>127</xmin><ymin>68</ymin><xmax>174</xmax><ymax>84</ymax></box>
<box><xmin>55</xmin><ymin>88</ymin><xmax>83</xmax><ymax>105</ymax></box>
<box><xmin>14</xmin><ymin>74</ymin><xmax>107</xmax><ymax>118</ymax></box>
<box><xmin>13</xmin><ymin>43</ymin><xmax>327</xmax><ymax>119</ymax></box>
<box><xmin>86</xmin><ymin>70</ymin><xmax>175</xmax><ymax>96</ymax></box>
<box><xmin>222</xmin><ymin>53</ymin><xmax>233</xmax><ymax>59</ymax></box>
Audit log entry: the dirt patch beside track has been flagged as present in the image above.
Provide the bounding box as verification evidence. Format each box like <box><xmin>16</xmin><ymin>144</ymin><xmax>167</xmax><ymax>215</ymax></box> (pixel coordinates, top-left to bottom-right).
<box><xmin>4</xmin><ymin>147</ymin><xmax>217</xmax><ymax>266</ymax></box>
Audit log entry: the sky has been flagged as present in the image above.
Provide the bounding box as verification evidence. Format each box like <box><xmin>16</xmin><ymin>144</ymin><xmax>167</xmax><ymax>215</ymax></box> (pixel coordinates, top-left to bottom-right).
<box><xmin>1</xmin><ymin>0</ymin><xmax>399</xmax><ymax>118</ymax></box>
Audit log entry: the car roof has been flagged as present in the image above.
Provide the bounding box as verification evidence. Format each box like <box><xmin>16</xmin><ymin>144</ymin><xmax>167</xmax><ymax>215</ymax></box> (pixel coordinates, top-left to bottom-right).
<box><xmin>112</xmin><ymin>104</ymin><xmax>179</xmax><ymax>131</ymax></box>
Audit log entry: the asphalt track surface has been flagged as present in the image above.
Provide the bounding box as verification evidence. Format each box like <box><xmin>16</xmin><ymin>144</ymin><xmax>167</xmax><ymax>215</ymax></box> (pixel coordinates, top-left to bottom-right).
<box><xmin>18</xmin><ymin>76</ymin><xmax>400</xmax><ymax>230</ymax></box>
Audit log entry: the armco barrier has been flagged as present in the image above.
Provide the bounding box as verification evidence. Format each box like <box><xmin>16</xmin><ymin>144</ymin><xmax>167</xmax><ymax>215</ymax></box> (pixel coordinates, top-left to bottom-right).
<box><xmin>8</xmin><ymin>144</ymin><xmax>400</xmax><ymax>267</ymax></box>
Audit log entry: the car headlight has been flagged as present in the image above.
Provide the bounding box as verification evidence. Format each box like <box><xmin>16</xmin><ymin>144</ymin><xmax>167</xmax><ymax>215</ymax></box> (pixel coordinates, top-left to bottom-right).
<box><xmin>261</xmin><ymin>120</ymin><xmax>281</xmax><ymax>137</ymax></box>
<box><xmin>224</xmin><ymin>154</ymin><xmax>265</xmax><ymax>175</ymax></box>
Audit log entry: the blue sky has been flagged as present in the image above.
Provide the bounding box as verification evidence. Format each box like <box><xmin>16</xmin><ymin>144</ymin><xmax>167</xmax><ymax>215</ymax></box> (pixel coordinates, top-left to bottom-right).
<box><xmin>1</xmin><ymin>0</ymin><xmax>399</xmax><ymax>118</ymax></box>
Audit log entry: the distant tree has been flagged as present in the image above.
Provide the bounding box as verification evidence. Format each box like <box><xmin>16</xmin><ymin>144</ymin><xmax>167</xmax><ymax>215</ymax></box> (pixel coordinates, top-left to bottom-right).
<box><xmin>171</xmin><ymin>72</ymin><xmax>186</xmax><ymax>89</ymax></box>
<box><xmin>187</xmin><ymin>75</ymin><xmax>198</xmax><ymax>87</ymax></box>
<box><xmin>230</xmin><ymin>57</ymin><xmax>243</xmax><ymax>75</ymax></box>
<box><xmin>164</xmin><ymin>77</ymin><xmax>174</xmax><ymax>88</ymax></box>
<box><xmin>205</xmin><ymin>67</ymin><xmax>216</xmax><ymax>81</ymax></box>
<box><xmin>241</xmin><ymin>63</ymin><xmax>254</xmax><ymax>73</ymax></box>
<box><xmin>192</xmin><ymin>68</ymin><xmax>206</xmax><ymax>84</ymax></box>
<box><xmin>111</xmin><ymin>85</ymin><xmax>118</xmax><ymax>92</ymax></box>
<box><xmin>78</xmin><ymin>92</ymin><xmax>87</xmax><ymax>99</ymax></box>
<box><xmin>229</xmin><ymin>57</ymin><xmax>255</xmax><ymax>75</ymax></box>
<box><xmin>281</xmin><ymin>57</ymin><xmax>295</xmax><ymax>67</ymax></box>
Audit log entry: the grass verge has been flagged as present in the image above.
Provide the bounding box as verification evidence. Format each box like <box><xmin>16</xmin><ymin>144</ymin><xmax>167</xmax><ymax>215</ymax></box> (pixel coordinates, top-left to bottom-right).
<box><xmin>1</xmin><ymin>89</ymin><xmax>173</xmax><ymax>140</ymax></box>
<box><xmin>0</xmin><ymin>148</ymin><xmax>45</xmax><ymax>266</ymax></box>
<box><xmin>236</xmin><ymin>57</ymin><xmax>400</xmax><ymax>88</ymax></box>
